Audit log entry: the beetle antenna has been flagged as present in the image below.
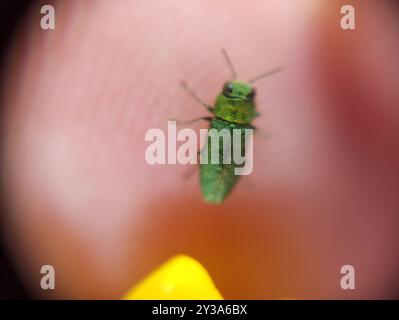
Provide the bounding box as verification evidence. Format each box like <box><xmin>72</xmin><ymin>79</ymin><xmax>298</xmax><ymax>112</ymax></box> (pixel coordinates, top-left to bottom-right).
<box><xmin>221</xmin><ymin>48</ymin><xmax>237</xmax><ymax>79</ymax></box>
<box><xmin>248</xmin><ymin>67</ymin><xmax>282</xmax><ymax>84</ymax></box>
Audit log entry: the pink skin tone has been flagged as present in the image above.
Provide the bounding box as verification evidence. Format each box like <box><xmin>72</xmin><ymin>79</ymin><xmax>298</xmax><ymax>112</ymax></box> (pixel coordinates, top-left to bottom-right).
<box><xmin>2</xmin><ymin>0</ymin><xmax>399</xmax><ymax>298</ymax></box>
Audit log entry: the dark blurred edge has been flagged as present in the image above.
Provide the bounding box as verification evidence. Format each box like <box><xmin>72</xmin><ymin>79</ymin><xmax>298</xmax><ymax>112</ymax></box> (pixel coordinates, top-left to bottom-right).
<box><xmin>0</xmin><ymin>0</ymin><xmax>34</xmax><ymax>300</ymax></box>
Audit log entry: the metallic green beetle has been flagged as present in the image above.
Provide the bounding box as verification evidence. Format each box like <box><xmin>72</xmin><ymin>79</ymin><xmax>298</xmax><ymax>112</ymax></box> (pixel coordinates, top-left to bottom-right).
<box><xmin>182</xmin><ymin>49</ymin><xmax>281</xmax><ymax>203</ymax></box>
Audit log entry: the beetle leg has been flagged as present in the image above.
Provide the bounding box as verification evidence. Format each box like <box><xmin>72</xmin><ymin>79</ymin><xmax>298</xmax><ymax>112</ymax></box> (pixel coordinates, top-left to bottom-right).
<box><xmin>172</xmin><ymin>116</ymin><xmax>213</xmax><ymax>126</ymax></box>
<box><xmin>180</xmin><ymin>80</ymin><xmax>214</xmax><ymax>113</ymax></box>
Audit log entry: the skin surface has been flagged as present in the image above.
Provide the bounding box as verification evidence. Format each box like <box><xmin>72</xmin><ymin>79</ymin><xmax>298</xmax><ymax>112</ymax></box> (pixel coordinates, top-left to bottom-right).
<box><xmin>1</xmin><ymin>0</ymin><xmax>399</xmax><ymax>299</ymax></box>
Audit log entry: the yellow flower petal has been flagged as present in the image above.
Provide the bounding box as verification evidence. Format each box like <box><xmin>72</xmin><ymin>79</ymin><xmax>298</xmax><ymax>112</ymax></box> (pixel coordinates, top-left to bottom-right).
<box><xmin>123</xmin><ymin>255</ymin><xmax>223</xmax><ymax>300</ymax></box>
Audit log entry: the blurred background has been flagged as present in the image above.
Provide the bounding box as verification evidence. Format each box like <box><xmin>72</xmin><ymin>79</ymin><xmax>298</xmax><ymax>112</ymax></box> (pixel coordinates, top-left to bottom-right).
<box><xmin>1</xmin><ymin>0</ymin><xmax>399</xmax><ymax>299</ymax></box>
